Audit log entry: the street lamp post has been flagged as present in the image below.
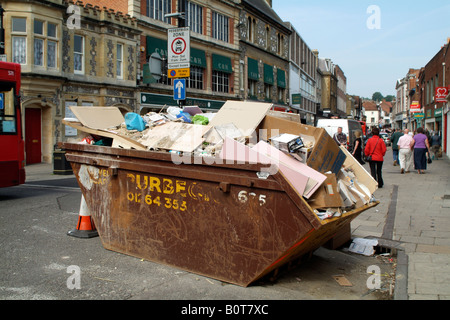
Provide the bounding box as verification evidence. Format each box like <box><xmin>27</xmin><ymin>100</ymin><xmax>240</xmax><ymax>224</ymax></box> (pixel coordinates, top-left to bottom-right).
<box><xmin>0</xmin><ymin>4</ymin><xmax>5</xmax><ymax>55</ymax></box>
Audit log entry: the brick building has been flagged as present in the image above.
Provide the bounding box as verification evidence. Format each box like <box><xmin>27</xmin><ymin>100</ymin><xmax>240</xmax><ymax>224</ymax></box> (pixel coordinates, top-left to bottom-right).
<box><xmin>133</xmin><ymin>0</ymin><xmax>241</xmax><ymax>112</ymax></box>
<box><xmin>419</xmin><ymin>39</ymin><xmax>450</xmax><ymax>134</ymax></box>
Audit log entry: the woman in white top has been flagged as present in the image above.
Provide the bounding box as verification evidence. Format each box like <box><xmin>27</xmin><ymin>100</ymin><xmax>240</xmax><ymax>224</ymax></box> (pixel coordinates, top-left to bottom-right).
<box><xmin>397</xmin><ymin>129</ymin><xmax>415</xmax><ymax>174</ymax></box>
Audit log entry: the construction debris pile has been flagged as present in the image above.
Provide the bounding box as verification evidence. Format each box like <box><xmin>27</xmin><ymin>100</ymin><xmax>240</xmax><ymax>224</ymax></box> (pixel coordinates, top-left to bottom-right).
<box><xmin>63</xmin><ymin>101</ymin><xmax>379</xmax><ymax>219</ymax></box>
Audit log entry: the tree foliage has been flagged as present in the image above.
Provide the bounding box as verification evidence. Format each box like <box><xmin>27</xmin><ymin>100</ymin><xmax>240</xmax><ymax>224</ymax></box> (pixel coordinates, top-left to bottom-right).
<box><xmin>372</xmin><ymin>92</ymin><xmax>384</xmax><ymax>102</ymax></box>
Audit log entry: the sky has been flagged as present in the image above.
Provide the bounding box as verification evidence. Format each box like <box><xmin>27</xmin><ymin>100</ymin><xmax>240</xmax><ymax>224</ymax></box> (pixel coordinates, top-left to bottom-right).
<box><xmin>272</xmin><ymin>0</ymin><xmax>450</xmax><ymax>99</ymax></box>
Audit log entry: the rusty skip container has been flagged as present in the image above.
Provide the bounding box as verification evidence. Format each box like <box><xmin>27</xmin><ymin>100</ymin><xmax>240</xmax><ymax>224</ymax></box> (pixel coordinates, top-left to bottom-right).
<box><xmin>62</xmin><ymin>116</ymin><xmax>378</xmax><ymax>287</ymax></box>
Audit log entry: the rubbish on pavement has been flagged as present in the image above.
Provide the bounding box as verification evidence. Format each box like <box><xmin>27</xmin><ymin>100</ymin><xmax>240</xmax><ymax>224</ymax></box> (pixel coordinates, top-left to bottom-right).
<box><xmin>348</xmin><ymin>238</ymin><xmax>379</xmax><ymax>256</ymax></box>
<box><xmin>333</xmin><ymin>275</ymin><xmax>353</xmax><ymax>287</ymax></box>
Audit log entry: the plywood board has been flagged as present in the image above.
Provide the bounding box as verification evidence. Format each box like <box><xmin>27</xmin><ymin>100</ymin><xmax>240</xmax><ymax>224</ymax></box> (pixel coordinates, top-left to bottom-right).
<box><xmin>62</xmin><ymin>120</ymin><xmax>147</xmax><ymax>151</ymax></box>
<box><xmin>209</xmin><ymin>101</ymin><xmax>272</xmax><ymax>137</ymax></box>
<box><xmin>70</xmin><ymin>106</ymin><xmax>124</xmax><ymax>130</ymax></box>
<box><xmin>214</xmin><ymin>123</ymin><xmax>244</xmax><ymax>140</ymax></box>
<box><xmin>139</xmin><ymin>122</ymin><xmax>211</xmax><ymax>153</ymax></box>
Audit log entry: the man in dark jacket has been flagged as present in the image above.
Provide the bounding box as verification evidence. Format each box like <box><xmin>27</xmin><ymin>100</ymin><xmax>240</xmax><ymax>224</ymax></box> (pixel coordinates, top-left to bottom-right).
<box><xmin>390</xmin><ymin>129</ymin><xmax>403</xmax><ymax>166</ymax></box>
<box><xmin>333</xmin><ymin>127</ymin><xmax>347</xmax><ymax>147</ymax></box>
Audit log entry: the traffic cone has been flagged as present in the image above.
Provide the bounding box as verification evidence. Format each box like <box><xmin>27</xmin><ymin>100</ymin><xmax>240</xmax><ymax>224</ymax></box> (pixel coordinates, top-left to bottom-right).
<box><xmin>67</xmin><ymin>195</ymin><xmax>99</xmax><ymax>238</ymax></box>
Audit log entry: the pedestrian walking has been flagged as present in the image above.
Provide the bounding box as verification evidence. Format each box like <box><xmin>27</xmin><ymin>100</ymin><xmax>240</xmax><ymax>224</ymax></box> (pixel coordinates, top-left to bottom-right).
<box><xmin>397</xmin><ymin>129</ymin><xmax>414</xmax><ymax>174</ymax></box>
<box><xmin>333</xmin><ymin>127</ymin><xmax>347</xmax><ymax>148</ymax></box>
<box><xmin>390</xmin><ymin>128</ymin><xmax>403</xmax><ymax>166</ymax></box>
<box><xmin>413</xmin><ymin>127</ymin><xmax>431</xmax><ymax>174</ymax></box>
<box><xmin>430</xmin><ymin>131</ymin><xmax>441</xmax><ymax>160</ymax></box>
<box><xmin>364</xmin><ymin>127</ymin><xmax>386</xmax><ymax>188</ymax></box>
<box><xmin>352</xmin><ymin>130</ymin><xmax>365</xmax><ymax>165</ymax></box>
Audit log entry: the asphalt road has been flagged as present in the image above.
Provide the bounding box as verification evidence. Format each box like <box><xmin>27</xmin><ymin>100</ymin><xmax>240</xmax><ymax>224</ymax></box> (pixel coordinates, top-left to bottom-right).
<box><xmin>0</xmin><ymin>176</ymin><xmax>395</xmax><ymax>305</ymax></box>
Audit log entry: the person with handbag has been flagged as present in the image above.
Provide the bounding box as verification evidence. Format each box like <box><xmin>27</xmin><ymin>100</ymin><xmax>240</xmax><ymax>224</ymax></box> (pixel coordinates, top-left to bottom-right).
<box><xmin>413</xmin><ymin>127</ymin><xmax>431</xmax><ymax>174</ymax></box>
<box><xmin>364</xmin><ymin>127</ymin><xmax>387</xmax><ymax>188</ymax></box>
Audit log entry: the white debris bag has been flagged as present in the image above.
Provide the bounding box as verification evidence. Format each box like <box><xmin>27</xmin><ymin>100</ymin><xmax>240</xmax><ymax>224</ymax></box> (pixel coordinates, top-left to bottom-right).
<box><xmin>348</xmin><ymin>238</ymin><xmax>378</xmax><ymax>256</ymax></box>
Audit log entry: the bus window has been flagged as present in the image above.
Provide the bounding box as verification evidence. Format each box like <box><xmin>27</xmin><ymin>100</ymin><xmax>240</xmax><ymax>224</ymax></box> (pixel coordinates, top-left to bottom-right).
<box><xmin>0</xmin><ymin>88</ymin><xmax>17</xmax><ymax>134</ymax></box>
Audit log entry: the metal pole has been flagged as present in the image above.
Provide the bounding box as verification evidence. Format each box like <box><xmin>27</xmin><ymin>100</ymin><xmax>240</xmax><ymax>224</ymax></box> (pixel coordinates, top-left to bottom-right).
<box><xmin>0</xmin><ymin>5</ymin><xmax>5</xmax><ymax>55</ymax></box>
<box><xmin>178</xmin><ymin>0</ymin><xmax>186</xmax><ymax>28</ymax></box>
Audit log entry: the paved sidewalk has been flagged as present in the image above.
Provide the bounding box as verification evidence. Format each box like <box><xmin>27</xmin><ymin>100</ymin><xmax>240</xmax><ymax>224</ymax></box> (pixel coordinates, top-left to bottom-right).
<box><xmin>351</xmin><ymin>147</ymin><xmax>450</xmax><ymax>300</ymax></box>
<box><xmin>24</xmin><ymin>162</ymin><xmax>74</xmax><ymax>182</ymax></box>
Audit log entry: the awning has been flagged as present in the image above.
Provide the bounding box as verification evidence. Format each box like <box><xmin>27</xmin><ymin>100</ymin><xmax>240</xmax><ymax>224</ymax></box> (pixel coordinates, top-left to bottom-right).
<box><xmin>212</xmin><ymin>54</ymin><xmax>233</xmax><ymax>73</ymax></box>
<box><xmin>277</xmin><ymin>68</ymin><xmax>286</xmax><ymax>88</ymax></box>
<box><xmin>248</xmin><ymin>58</ymin><xmax>259</xmax><ymax>81</ymax></box>
<box><xmin>191</xmin><ymin>48</ymin><xmax>206</xmax><ymax>68</ymax></box>
<box><xmin>146</xmin><ymin>36</ymin><xmax>168</xmax><ymax>59</ymax></box>
<box><xmin>264</xmin><ymin>63</ymin><xmax>274</xmax><ymax>85</ymax></box>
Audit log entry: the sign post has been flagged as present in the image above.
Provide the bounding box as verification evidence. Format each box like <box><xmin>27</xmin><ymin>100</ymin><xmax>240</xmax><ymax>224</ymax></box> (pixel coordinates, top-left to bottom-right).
<box><xmin>168</xmin><ymin>27</ymin><xmax>190</xmax><ymax>78</ymax></box>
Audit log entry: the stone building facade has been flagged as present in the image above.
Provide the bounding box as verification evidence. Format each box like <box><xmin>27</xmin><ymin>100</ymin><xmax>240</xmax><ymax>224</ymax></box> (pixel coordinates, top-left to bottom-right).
<box><xmin>238</xmin><ymin>0</ymin><xmax>290</xmax><ymax>111</ymax></box>
<box><xmin>2</xmin><ymin>0</ymin><xmax>140</xmax><ymax>163</ymax></box>
<box><xmin>318</xmin><ymin>58</ymin><xmax>338</xmax><ymax>117</ymax></box>
<box><xmin>288</xmin><ymin>23</ymin><xmax>317</xmax><ymax>125</ymax></box>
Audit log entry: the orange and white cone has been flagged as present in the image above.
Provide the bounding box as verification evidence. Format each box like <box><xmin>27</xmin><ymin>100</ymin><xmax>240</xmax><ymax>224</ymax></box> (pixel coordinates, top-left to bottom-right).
<box><xmin>67</xmin><ymin>195</ymin><xmax>98</xmax><ymax>238</ymax></box>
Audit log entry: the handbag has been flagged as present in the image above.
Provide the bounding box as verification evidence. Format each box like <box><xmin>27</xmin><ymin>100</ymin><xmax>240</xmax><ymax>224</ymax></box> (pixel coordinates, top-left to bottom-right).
<box><xmin>427</xmin><ymin>155</ymin><xmax>432</xmax><ymax>164</ymax></box>
<box><xmin>366</xmin><ymin>138</ymin><xmax>379</xmax><ymax>161</ymax></box>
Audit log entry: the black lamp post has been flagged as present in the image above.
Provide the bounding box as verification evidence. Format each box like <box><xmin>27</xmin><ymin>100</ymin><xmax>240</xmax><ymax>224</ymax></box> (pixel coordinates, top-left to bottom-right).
<box><xmin>0</xmin><ymin>4</ymin><xmax>5</xmax><ymax>55</ymax></box>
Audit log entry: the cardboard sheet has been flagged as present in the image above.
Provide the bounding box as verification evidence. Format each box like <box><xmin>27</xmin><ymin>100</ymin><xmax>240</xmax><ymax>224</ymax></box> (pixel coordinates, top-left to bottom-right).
<box><xmin>252</xmin><ymin>141</ymin><xmax>326</xmax><ymax>199</ymax></box>
<box><xmin>259</xmin><ymin>115</ymin><xmax>346</xmax><ymax>175</ymax></box>
<box><xmin>209</xmin><ymin>101</ymin><xmax>273</xmax><ymax>137</ymax></box>
<box><xmin>339</xmin><ymin>146</ymin><xmax>378</xmax><ymax>196</ymax></box>
<box><xmin>307</xmin><ymin>173</ymin><xmax>343</xmax><ymax>209</ymax></box>
<box><xmin>139</xmin><ymin>122</ymin><xmax>211</xmax><ymax>153</ymax></box>
<box><xmin>70</xmin><ymin>106</ymin><xmax>124</xmax><ymax>130</ymax></box>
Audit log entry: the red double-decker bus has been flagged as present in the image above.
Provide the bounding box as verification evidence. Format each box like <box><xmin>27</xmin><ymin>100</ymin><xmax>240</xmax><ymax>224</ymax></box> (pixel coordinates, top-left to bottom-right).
<box><xmin>0</xmin><ymin>61</ymin><xmax>25</xmax><ymax>188</ymax></box>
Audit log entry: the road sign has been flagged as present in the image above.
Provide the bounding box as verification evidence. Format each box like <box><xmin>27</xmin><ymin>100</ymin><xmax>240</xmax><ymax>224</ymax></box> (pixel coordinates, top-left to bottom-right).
<box><xmin>168</xmin><ymin>68</ymin><xmax>190</xmax><ymax>79</ymax></box>
<box><xmin>168</xmin><ymin>27</ymin><xmax>190</xmax><ymax>70</ymax></box>
<box><xmin>174</xmin><ymin>79</ymin><xmax>186</xmax><ymax>101</ymax></box>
